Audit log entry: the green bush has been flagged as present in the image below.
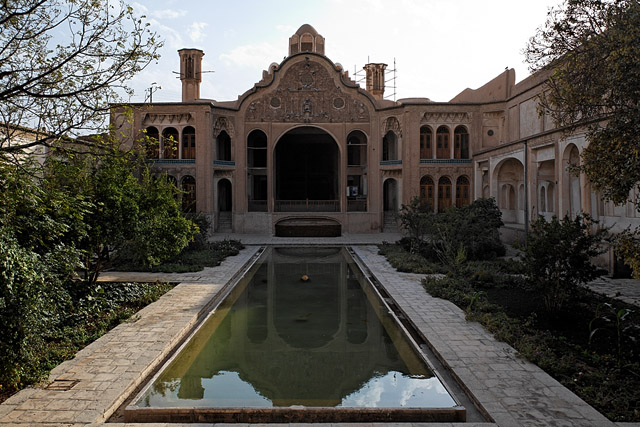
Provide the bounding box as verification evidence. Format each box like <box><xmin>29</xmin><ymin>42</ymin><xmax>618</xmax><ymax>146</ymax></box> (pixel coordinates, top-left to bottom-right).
<box><xmin>0</xmin><ymin>279</ymin><xmax>174</xmax><ymax>398</ymax></box>
<box><xmin>378</xmin><ymin>241</ymin><xmax>445</xmax><ymax>274</ymax></box>
<box><xmin>398</xmin><ymin>197</ymin><xmax>505</xmax><ymax>264</ymax></box>
<box><xmin>521</xmin><ymin>214</ymin><xmax>607</xmax><ymax>313</ymax></box>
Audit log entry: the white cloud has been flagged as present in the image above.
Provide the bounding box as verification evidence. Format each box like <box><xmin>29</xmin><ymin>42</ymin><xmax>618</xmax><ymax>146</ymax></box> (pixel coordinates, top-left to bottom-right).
<box><xmin>148</xmin><ymin>18</ymin><xmax>184</xmax><ymax>49</ymax></box>
<box><xmin>131</xmin><ymin>2</ymin><xmax>148</xmax><ymax>14</ymax></box>
<box><xmin>188</xmin><ymin>22</ymin><xmax>208</xmax><ymax>44</ymax></box>
<box><xmin>150</xmin><ymin>8</ymin><xmax>188</xmax><ymax>19</ymax></box>
<box><xmin>219</xmin><ymin>42</ymin><xmax>282</xmax><ymax>69</ymax></box>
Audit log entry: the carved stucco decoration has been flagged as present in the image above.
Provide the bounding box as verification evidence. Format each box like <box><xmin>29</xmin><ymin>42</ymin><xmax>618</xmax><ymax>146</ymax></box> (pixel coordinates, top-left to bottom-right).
<box><xmin>245</xmin><ymin>58</ymin><xmax>369</xmax><ymax>123</ymax></box>
<box><xmin>143</xmin><ymin>113</ymin><xmax>194</xmax><ymax>126</ymax></box>
<box><xmin>382</xmin><ymin>169</ymin><xmax>402</xmax><ymax>179</ymax></box>
<box><xmin>214</xmin><ymin>170</ymin><xmax>234</xmax><ymax>179</ymax></box>
<box><xmin>382</xmin><ymin>116</ymin><xmax>402</xmax><ymax>137</ymax></box>
<box><xmin>213</xmin><ymin>116</ymin><xmax>235</xmax><ymax>137</ymax></box>
<box><xmin>483</xmin><ymin>111</ymin><xmax>504</xmax><ymax>120</ymax></box>
<box><xmin>422</xmin><ymin>112</ymin><xmax>471</xmax><ymax>124</ymax></box>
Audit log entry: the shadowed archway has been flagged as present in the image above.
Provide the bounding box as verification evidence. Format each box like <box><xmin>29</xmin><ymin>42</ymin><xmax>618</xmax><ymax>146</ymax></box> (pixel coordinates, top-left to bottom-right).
<box><xmin>275</xmin><ymin>127</ymin><xmax>339</xmax><ymax>212</ymax></box>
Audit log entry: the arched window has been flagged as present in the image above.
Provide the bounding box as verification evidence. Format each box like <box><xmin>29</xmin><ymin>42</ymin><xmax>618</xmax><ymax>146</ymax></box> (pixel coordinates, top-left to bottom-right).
<box><xmin>300</xmin><ymin>33</ymin><xmax>313</xmax><ymax>52</ymax></box>
<box><xmin>248</xmin><ymin>130</ymin><xmax>267</xmax><ymax>168</ymax></box>
<box><xmin>216</xmin><ymin>131</ymin><xmax>231</xmax><ymax>161</ymax></box>
<box><xmin>144</xmin><ymin>126</ymin><xmax>159</xmax><ymax>159</ymax></box>
<box><xmin>247</xmin><ymin>130</ymin><xmax>267</xmax><ymax>211</ymax></box>
<box><xmin>509</xmin><ymin>185</ymin><xmax>517</xmax><ymax>210</ymax></box>
<box><xmin>455</xmin><ymin>176</ymin><xmax>470</xmax><ymax>207</ymax></box>
<box><xmin>347</xmin><ymin>131</ymin><xmax>367</xmax><ymax>166</ymax></box>
<box><xmin>162</xmin><ymin>127</ymin><xmax>178</xmax><ymax>159</ymax></box>
<box><xmin>547</xmin><ymin>183</ymin><xmax>555</xmax><ymax>212</ymax></box>
<box><xmin>438</xmin><ymin>177</ymin><xmax>452</xmax><ymax>212</ymax></box>
<box><xmin>382</xmin><ymin>131</ymin><xmax>397</xmax><ymax>161</ymax></box>
<box><xmin>454</xmin><ymin>126</ymin><xmax>469</xmax><ymax>159</ymax></box>
<box><xmin>436</xmin><ymin>126</ymin><xmax>450</xmax><ymax>159</ymax></box>
<box><xmin>182</xmin><ymin>126</ymin><xmax>196</xmax><ymax>159</ymax></box>
<box><xmin>420</xmin><ymin>176</ymin><xmax>434</xmax><ymax>209</ymax></box>
<box><xmin>540</xmin><ymin>186</ymin><xmax>547</xmax><ymax>212</ymax></box>
<box><xmin>420</xmin><ymin>126</ymin><xmax>432</xmax><ymax>159</ymax></box>
<box><xmin>181</xmin><ymin>175</ymin><xmax>196</xmax><ymax>213</ymax></box>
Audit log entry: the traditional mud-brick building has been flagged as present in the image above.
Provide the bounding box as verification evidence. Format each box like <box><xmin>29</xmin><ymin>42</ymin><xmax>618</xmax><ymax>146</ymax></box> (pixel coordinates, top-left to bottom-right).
<box><xmin>112</xmin><ymin>24</ymin><xmax>639</xmax><ymax>263</ymax></box>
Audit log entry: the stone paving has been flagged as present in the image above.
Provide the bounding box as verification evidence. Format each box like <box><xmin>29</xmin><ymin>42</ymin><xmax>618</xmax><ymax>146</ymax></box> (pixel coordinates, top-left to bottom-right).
<box><xmin>0</xmin><ymin>246</ymin><xmax>262</xmax><ymax>426</ymax></box>
<box><xmin>351</xmin><ymin>246</ymin><xmax>625</xmax><ymax>427</ymax></box>
<box><xmin>1</xmin><ymin>235</ymin><xmax>639</xmax><ymax>427</ymax></box>
<box><xmin>584</xmin><ymin>277</ymin><xmax>640</xmax><ymax>307</ymax></box>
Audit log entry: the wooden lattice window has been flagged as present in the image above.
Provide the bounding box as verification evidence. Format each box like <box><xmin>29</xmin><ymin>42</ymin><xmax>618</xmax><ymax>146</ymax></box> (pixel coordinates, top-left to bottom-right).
<box><xmin>438</xmin><ymin>176</ymin><xmax>452</xmax><ymax>212</ymax></box>
<box><xmin>420</xmin><ymin>176</ymin><xmax>434</xmax><ymax>209</ymax></box>
<box><xmin>455</xmin><ymin>176</ymin><xmax>470</xmax><ymax>207</ymax></box>
<box><xmin>436</xmin><ymin>126</ymin><xmax>450</xmax><ymax>159</ymax></box>
<box><xmin>454</xmin><ymin>126</ymin><xmax>469</xmax><ymax>159</ymax></box>
<box><xmin>182</xmin><ymin>126</ymin><xmax>196</xmax><ymax>159</ymax></box>
<box><xmin>420</xmin><ymin>126</ymin><xmax>432</xmax><ymax>159</ymax></box>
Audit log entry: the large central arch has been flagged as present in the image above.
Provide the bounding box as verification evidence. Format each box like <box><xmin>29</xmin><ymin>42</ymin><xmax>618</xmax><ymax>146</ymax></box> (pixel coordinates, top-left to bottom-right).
<box><xmin>275</xmin><ymin>126</ymin><xmax>339</xmax><ymax>212</ymax></box>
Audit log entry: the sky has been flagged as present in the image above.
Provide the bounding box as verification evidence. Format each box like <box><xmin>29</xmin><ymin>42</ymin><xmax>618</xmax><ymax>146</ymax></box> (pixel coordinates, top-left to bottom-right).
<box><xmin>127</xmin><ymin>0</ymin><xmax>562</xmax><ymax>104</ymax></box>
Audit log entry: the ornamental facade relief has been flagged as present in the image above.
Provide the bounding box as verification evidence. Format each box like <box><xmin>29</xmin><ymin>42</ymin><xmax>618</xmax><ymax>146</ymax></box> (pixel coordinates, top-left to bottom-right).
<box><xmin>245</xmin><ymin>58</ymin><xmax>369</xmax><ymax>123</ymax></box>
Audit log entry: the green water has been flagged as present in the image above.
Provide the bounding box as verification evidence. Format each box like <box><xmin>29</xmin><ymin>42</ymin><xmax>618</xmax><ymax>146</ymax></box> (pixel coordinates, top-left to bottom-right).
<box><xmin>137</xmin><ymin>247</ymin><xmax>456</xmax><ymax>408</ymax></box>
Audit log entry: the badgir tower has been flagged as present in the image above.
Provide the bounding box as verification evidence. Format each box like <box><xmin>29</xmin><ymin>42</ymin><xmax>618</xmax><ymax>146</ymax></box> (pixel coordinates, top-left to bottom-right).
<box><xmin>111</xmin><ymin>24</ymin><xmax>640</xmax><ymax>259</ymax></box>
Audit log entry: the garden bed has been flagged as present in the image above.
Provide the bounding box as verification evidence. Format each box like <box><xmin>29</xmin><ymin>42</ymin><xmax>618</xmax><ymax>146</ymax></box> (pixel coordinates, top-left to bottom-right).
<box><xmin>0</xmin><ymin>281</ymin><xmax>175</xmax><ymax>404</ymax></box>
<box><xmin>380</xmin><ymin>243</ymin><xmax>640</xmax><ymax>422</ymax></box>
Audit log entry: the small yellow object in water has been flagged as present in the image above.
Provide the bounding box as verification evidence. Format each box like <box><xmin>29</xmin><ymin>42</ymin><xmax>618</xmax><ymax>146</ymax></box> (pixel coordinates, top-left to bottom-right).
<box><xmin>301</xmin><ymin>275</ymin><xmax>309</xmax><ymax>281</ymax></box>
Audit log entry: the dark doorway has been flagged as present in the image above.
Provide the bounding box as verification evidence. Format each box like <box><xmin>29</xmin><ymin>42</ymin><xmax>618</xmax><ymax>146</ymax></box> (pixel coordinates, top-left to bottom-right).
<box><xmin>275</xmin><ymin>127</ymin><xmax>339</xmax><ymax>209</ymax></box>
<box><xmin>383</xmin><ymin>178</ymin><xmax>398</xmax><ymax>212</ymax></box>
<box><xmin>218</xmin><ymin>179</ymin><xmax>232</xmax><ymax>212</ymax></box>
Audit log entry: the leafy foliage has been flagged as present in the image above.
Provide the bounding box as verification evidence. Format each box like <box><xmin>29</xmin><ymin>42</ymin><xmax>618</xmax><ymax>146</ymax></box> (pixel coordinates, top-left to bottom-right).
<box><xmin>397</xmin><ymin>197</ymin><xmax>435</xmax><ymax>253</ymax></box>
<box><xmin>525</xmin><ymin>0</ymin><xmax>640</xmax><ymax>272</ymax></box>
<box><xmin>612</xmin><ymin>228</ymin><xmax>640</xmax><ymax>278</ymax></box>
<box><xmin>521</xmin><ymin>214</ymin><xmax>607</xmax><ymax>313</ymax></box>
<box><xmin>116</xmin><ymin>239</ymin><xmax>245</xmax><ymax>273</ymax></box>
<box><xmin>378</xmin><ymin>241</ymin><xmax>445</xmax><ymax>274</ymax></box>
<box><xmin>0</xmin><ymin>280</ymin><xmax>174</xmax><ymax>398</ymax></box>
<box><xmin>0</xmin><ymin>139</ymin><xmax>198</xmax><ymax>396</ymax></box>
<box><xmin>0</xmin><ymin>0</ymin><xmax>162</xmax><ymax>157</ymax></box>
<box><xmin>398</xmin><ymin>197</ymin><xmax>505</xmax><ymax>265</ymax></box>
<box><xmin>45</xmin><ymin>141</ymin><xmax>198</xmax><ymax>284</ymax></box>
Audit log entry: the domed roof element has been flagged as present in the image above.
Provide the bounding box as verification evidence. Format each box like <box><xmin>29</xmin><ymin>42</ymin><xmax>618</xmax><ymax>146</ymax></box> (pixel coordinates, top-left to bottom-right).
<box><xmin>294</xmin><ymin>24</ymin><xmax>319</xmax><ymax>37</ymax></box>
<box><xmin>289</xmin><ymin>24</ymin><xmax>325</xmax><ymax>56</ymax></box>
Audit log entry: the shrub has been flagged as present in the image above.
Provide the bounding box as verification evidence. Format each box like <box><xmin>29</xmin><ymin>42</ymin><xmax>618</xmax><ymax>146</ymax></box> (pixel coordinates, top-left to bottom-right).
<box><xmin>521</xmin><ymin>214</ymin><xmax>607</xmax><ymax>313</ymax></box>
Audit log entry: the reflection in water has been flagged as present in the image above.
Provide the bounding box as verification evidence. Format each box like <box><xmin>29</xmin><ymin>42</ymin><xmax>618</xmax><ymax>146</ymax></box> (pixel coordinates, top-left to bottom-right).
<box><xmin>138</xmin><ymin>248</ymin><xmax>456</xmax><ymax>408</ymax></box>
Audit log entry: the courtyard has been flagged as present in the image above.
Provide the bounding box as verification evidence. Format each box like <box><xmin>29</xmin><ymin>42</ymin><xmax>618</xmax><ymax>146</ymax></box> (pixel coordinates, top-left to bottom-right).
<box><xmin>1</xmin><ymin>233</ymin><xmax>638</xmax><ymax>426</ymax></box>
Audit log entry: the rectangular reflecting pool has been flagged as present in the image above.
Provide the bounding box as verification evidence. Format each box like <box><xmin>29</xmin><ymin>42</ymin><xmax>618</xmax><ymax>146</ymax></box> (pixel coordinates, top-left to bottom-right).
<box><xmin>125</xmin><ymin>247</ymin><xmax>465</xmax><ymax>423</ymax></box>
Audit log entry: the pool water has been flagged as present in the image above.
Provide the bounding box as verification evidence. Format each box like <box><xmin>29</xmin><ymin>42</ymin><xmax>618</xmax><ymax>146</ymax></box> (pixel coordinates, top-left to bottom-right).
<box><xmin>133</xmin><ymin>247</ymin><xmax>458</xmax><ymax>413</ymax></box>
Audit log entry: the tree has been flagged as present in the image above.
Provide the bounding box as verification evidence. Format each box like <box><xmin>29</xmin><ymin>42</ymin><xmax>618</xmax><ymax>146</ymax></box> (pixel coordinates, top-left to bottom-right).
<box><xmin>398</xmin><ymin>197</ymin><xmax>505</xmax><ymax>262</ymax></box>
<box><xmin>0</xmin><ymin>0</ymin><xmax>161</xmax><ymax>158</ymax></box>
<box><xmin>45</xmin><ymin>140</ymin><xmax>198</xmax><ymax>285</ymax></box>
<box><xmin>398</xmin><ymin>197</ymin><xmax>434</xmax><ymax>253</ymax></box>
<box><xmin>521</xmin><ymin>215</ymin><xmax>607</xmax><ymax>313</ymax></box>
<box><xmin>525</xmin><ymin>0</ymin><xmax>640</xmax><ymax>205</ymax></box>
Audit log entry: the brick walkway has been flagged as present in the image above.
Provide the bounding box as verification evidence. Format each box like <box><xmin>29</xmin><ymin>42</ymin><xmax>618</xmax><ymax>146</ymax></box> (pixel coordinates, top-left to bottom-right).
<box><xmin>1</xmin><ymin>239</ymin><xmax>638</xmax><ymax>426</ymax></box>
<box><xmin>352</xmin><ymin>246</ymin><xmax>620</xmax><ymax>427</ymax></box>
<box><xmin>585</xmin><ymin>277</ymin><xmax>640</xmax><ymax>308</ymax></box>
<box><xmin>0</xmin><ymin>247</ymin><xmax>262</xmax><ymax>426</ymax></box>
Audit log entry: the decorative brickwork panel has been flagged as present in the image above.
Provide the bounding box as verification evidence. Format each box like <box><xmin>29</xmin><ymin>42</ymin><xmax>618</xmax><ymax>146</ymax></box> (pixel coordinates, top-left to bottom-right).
<box><xmin>422</xmin><ymin>112</ymin><xmax>471</xmax><ymax>124</ymax></box>
<box><xmin>245</xmin><ymin>58</ymin><xmax>369</xmax><ymax>123</ymax></box>
<box><xmin>142</xmin><ymin>113</ymin><xmax>194</xmax><ymax>125</ymax></box>
<box><xmin>213</xmin><ymin>116</ymin><xmax>235</xmax><ymax>137</ymax></box>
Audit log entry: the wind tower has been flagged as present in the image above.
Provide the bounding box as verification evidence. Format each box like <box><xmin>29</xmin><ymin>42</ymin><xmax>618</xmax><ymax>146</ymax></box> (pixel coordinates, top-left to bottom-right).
<box><xmin>178</xmin><ymin>48</ymin><xmax>204</xmax><ymax>102</ymax></box>
<box><xmin>363</xmin><ymin>63</ymin><xmax>387</xmax><ymax>100</ymax></box>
